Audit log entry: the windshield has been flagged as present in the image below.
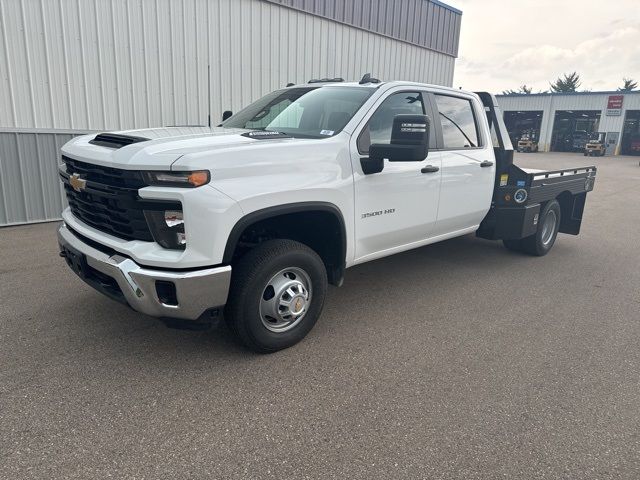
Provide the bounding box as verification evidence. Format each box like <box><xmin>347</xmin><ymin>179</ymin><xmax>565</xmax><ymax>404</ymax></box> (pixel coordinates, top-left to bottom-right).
<box><xmin>221</xmin><ymin>86</ymin><xmax>374</xmax><ymax>138</ymax></box>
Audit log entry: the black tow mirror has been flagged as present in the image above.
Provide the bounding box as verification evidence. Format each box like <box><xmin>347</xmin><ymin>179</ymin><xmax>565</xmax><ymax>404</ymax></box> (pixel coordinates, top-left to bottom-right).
<box><xmin>369</xmin><ymin>114</ymin><xmax>430</xmax><ymax>164</ymax></box>
<box><xmin>222</xmin><ymin>110</ymin><xmax>233</xmax><ymax>121</ymax></box>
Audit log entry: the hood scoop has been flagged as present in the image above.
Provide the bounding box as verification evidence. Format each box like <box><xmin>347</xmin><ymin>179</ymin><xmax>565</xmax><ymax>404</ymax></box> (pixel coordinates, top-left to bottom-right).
<box><xmin>89</xmin><ymin>133</ymin><xmax>150</xmax><ymax>149</ymax></box>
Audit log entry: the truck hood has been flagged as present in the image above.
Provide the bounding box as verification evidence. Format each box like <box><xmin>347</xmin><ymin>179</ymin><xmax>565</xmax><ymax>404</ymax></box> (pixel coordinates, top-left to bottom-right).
<box><xmin>61</xmin><ymin>126</ymin><xmax>298</xmax><ymax>170</ymax></box>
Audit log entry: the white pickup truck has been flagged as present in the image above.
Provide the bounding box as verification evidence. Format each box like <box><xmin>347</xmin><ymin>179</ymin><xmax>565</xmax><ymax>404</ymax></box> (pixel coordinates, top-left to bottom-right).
<box><xmin>58</xmin><ymin>76</ymin><xmax>597</xmax><ymax>352</ymax></box>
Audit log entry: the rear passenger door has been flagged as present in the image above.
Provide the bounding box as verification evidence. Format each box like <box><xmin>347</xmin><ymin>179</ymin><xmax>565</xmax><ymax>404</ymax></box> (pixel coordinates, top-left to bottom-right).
<box><xmin>431</xmin><ymin>93</ymin><xmax>495</xmax><ymax>236</ymax></box>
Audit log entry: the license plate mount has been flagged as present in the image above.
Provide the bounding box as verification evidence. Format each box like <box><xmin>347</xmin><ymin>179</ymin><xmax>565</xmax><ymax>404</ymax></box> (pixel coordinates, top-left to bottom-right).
<box><xmin>61</xmin><ymin>243</ymin><xmax>88</xmax><ymax>278</ymax></box>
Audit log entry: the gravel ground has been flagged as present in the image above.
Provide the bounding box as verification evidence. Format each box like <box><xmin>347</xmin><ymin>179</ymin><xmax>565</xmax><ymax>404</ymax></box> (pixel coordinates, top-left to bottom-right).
<box><xmin>1</xmin><ymin>152</ymin><xmax>639</xmax><ymax>479</ymax></box>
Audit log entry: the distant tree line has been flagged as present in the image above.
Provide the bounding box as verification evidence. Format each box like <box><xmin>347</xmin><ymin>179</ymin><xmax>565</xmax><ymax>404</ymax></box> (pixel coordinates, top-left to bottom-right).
<box><xmin>502</xmin><ymin>73</ymin><xmax>637</xmax><ymax>95</ymax></box>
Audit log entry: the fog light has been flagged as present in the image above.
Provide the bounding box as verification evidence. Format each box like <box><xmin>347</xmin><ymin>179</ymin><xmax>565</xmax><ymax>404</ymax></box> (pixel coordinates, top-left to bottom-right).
<box><xmin>164</xmin><ymin>210</ymin><xmax>184</xmax><ymax>228</ymax></box>
<box><xmin>144</xmin><ymin>208</ymin><xmax>186</xmax><ymax>250</ymax></box>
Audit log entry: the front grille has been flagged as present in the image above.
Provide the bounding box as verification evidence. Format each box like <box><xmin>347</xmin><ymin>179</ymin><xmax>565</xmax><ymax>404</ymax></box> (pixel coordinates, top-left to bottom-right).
<box><xmin>61</xmin><ymin>156</ymin><xmax>179</xmax><ymax>242</ymax></box>
<box><xmin>63</xmin><ymin>155</ymin><xmax>146</xmax><ymax>189</ymax></box>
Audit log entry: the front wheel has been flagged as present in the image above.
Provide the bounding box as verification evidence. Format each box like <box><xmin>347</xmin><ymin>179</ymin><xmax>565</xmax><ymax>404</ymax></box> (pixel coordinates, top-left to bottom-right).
<box><xmin>225</xmin><ymin>239</ymin><xmax>328</xmax><ymax>353</ymax></box>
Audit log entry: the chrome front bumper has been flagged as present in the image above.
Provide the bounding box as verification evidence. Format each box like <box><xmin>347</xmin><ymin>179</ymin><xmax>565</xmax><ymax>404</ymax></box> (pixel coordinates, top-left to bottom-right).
<box><xmin>57</xmin><ymin>223</ymin><xmax>231</xmax><ymax>320</ymax></box>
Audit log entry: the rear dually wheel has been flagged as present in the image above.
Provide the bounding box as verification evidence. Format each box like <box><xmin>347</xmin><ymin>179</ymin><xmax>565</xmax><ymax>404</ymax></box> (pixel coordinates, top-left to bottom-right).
<box><xmin>502</xmin><ymin>199</ymin><xmax>562</xmax><ymax>256</ymax></box>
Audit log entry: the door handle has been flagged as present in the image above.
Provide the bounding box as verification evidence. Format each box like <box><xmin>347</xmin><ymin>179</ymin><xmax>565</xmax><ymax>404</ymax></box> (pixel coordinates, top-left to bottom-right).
<box><xmin>480</xmin><ymin>160</ymin><xmax>494</xmax><ymax>167</ymax></box>
<box><xmin>421</xmin><ymin>165</ymin><xmax>439</xmax><ymax>173</ymax></box>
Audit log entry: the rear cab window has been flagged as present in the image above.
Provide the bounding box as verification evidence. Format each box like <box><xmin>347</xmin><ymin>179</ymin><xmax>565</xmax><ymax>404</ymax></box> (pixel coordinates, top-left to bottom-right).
<box><xmin>434</xmin><ymin>94</ymin><xmax>481</xmax><ymax>149</ymax></box>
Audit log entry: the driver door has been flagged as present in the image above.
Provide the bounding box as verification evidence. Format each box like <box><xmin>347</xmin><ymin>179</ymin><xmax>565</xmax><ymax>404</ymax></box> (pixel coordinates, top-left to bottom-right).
<box><xmin>349</xmin><ymin>89</ymin><xmax>442</xmax><ymax>263</ymax></box>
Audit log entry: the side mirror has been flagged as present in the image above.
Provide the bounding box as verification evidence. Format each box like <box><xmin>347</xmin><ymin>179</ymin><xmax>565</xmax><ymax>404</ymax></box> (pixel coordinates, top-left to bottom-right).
<box><xmin>222</xmin><ymin>110</ymin><xmax>233</xmax><ymax>121</ymax></box>
<box><xmin>369</xmin><ymin>114</ymin><xmax>430</xmax><ymax>165</ymax></box>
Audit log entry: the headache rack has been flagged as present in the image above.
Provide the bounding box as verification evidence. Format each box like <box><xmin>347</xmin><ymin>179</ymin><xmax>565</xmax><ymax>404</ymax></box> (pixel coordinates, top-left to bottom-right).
<box><xmin>474</xmin><ymin>92</ymin><xmax>597</xmax><ymax>241</ymax></box>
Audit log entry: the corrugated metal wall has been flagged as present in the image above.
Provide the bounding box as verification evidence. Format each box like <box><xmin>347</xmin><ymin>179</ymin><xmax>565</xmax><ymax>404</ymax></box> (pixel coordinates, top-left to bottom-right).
<box><xmin>0</xmin><ymin>0</ymin><xmax>457</xmax><ymax>132</ymax></box>
<box><xmin>0</xmin><ymin>131</ymin><xmax>78</xmax><ymax>226</ymax></box>
<box><xmin>0</xmin><ymin>0</ymin><xmax>459</xmax><ymax>226</ymax></box>
<box><xmin>263</xmin><ymin>0</ymin><xmax>461</xmax><ymax>57</ymax></box>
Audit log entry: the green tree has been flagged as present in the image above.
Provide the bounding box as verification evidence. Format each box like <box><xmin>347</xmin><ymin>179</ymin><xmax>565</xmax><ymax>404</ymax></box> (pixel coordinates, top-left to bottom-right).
<box><xmin>618</xmin><ymin>78</ymin><xmax>638</xmax><ymax>91</ymax></box>
<box><xmin>502</xmin><ymin>84</ymin><xmax>534</xmax><ymax>95</ymax></box>
<box><xmin>549</xmin><ymin>72</ymin><xmax>581</xmax><ymax>92</ymax></box>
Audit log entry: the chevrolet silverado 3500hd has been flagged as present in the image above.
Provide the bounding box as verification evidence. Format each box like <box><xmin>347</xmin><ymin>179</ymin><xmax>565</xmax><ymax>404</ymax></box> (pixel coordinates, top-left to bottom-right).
<box><xmin>57</xmin><ymin>77</ymin><xmax>596</xmax><ymax>352</ymax></box>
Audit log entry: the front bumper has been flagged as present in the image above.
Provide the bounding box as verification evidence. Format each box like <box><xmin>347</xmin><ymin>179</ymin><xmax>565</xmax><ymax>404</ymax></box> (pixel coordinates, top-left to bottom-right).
<box><xmin>57</xmin><ymin>223</ymin><xmax>231</xmax><ymax>320</ymax></box>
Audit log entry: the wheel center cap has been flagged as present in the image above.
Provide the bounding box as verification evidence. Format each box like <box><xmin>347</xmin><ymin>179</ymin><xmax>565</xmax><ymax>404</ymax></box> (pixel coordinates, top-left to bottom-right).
<box><xmin>291</xmin><ymin>295</ymin><xmax>306</xmax><ymax>315</ymax></box>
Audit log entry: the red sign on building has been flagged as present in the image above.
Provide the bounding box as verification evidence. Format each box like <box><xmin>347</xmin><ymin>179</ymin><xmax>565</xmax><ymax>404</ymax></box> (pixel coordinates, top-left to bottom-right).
<box><xmin>606</xmin><ymin>95</ymin><xmax>624</xmax><ymax>115</ymax></box>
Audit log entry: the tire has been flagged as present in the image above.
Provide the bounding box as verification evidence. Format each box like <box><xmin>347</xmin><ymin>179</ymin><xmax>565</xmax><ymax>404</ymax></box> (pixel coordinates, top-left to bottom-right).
<box><xmin>601</xmin><ymin>149</ymin><xmax>606</xmax><ymax>157</ymax></box>
<box><xmin>519</xmin><ymin>200</ymin><xmax>562</xmax><ymax>256</ymax></box>
<box><xmin>225</xmin><ymin>239</ymin><xmax>328</xmax><ymax>353</ymax></box>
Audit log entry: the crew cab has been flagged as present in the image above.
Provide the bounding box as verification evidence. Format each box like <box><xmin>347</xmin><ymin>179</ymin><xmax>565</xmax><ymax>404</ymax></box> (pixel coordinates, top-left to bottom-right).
<box><xmin>57</xmin><ymin>76</ymin><xmax>597</xmax><ymax>352</ymax></box>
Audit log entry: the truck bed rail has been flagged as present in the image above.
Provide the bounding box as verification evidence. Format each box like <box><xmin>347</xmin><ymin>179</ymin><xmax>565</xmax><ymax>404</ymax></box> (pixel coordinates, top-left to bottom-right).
<box><xmin>529</xmin><ymin>166</ymin><xmax>597</xmax><ymax>181</ymax></box>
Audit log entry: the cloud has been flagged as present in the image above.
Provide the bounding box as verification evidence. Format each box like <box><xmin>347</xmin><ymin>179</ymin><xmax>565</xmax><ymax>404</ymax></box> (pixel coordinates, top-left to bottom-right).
<box><xmin>453</xmin><ymin>2</ymin><xmax>640</xmax><ymax>93</ymax></box>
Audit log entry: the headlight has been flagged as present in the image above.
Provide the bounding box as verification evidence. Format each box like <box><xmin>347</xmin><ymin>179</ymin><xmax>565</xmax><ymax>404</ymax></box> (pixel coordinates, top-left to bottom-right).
<box><xmin>142</xmin><ymin>170</ymin><xmax>210</xmax><ymax>187</ymax></box>
<box><xmin>144</xmin><ymin>209</ymin><xmax>186</xmax><ymax>249</ymax></box>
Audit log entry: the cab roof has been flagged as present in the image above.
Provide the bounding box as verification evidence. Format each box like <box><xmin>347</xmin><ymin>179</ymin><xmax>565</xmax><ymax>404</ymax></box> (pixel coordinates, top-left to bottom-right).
<box><xmin>286</xmin><ymin>80</ymin><xmax>469</xmax><ymax>95</ymax></box>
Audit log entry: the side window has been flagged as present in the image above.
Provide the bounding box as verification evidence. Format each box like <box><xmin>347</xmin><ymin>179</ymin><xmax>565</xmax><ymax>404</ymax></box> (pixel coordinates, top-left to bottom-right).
<box><xmin>358</xmin><ymin>91</ymin><xmax>425</xmax><ymax>154</ymax></box>
<box><xmin>434</xmin><ymin>95</ymin><xmax>480</xmax><ymax>149</ymax></box>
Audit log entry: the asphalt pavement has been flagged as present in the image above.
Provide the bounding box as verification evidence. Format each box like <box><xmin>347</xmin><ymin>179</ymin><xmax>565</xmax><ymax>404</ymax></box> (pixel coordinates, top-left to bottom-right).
<box><xmin>1</xmin><ymin>152</ymin><xmax>639</xmax><ymax>479</ymax></box>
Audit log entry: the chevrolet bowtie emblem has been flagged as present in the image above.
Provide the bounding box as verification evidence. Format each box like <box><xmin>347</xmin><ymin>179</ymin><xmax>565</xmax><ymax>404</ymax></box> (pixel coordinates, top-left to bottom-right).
<box><xmin>69</xmin><ymin>173</ymin><xmax>87</xmax><ymax>192</ymax></box>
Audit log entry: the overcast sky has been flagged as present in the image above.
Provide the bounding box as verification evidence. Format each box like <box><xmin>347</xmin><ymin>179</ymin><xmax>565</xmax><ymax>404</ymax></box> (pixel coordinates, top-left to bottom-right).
<box><xmin>450</xmin><ymin>0</ymin><xmax>640</xmax><ymax>93</ymax></box>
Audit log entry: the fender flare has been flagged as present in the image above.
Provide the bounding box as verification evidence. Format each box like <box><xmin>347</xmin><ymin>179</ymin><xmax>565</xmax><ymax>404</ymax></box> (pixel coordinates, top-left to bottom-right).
<box><xmin>222</xmin><ymin>201</ymin><xmax>347</xmax><ymax>267</ymax></box>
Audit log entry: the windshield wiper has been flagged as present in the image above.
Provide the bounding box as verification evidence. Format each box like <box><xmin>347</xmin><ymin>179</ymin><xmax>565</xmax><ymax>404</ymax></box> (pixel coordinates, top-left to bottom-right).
<box><xmin>440</xmin><ymin>112</ymin><xmax>477</xmax><ymax>147</ymax></box>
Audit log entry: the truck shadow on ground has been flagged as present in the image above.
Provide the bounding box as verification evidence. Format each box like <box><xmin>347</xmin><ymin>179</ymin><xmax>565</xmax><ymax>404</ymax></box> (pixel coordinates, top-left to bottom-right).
<box><xmin>68</xmin><ymin>233</ymin><xmax>520</xmax><ymax>360</ymax></box>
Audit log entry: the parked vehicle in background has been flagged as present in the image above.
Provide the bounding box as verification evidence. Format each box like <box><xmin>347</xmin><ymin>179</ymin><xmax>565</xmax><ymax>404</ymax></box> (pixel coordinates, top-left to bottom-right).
<box><xmin>584</xmin><ymin>132</ymin><xmax>606</xmax><ymax>156</ymax></box>
<box><xmin>571</xmin><ymin>131</ymin><xmax>589</xmax><ymax>152</ymax></box>
<box><xmin>57</xmin><ymin>76</ymin><xmax>597</xmax><ymax>352</ymax></box>
<box><xmin>517</xmin><ymin>131</ymin><xmax>539</xmax><ymax>152</ymax></box>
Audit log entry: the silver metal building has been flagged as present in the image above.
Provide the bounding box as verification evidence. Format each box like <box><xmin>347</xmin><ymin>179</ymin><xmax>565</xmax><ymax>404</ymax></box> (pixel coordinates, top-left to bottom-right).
<box><xmin>497</xmin><ymin>91</ymin><xmax>640</xmax><ymax>156</ymax></box>
<box><xmin>0</xmin><ymin>0</ymin><xmax>462</xmax><ymax>226</ymax></box>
